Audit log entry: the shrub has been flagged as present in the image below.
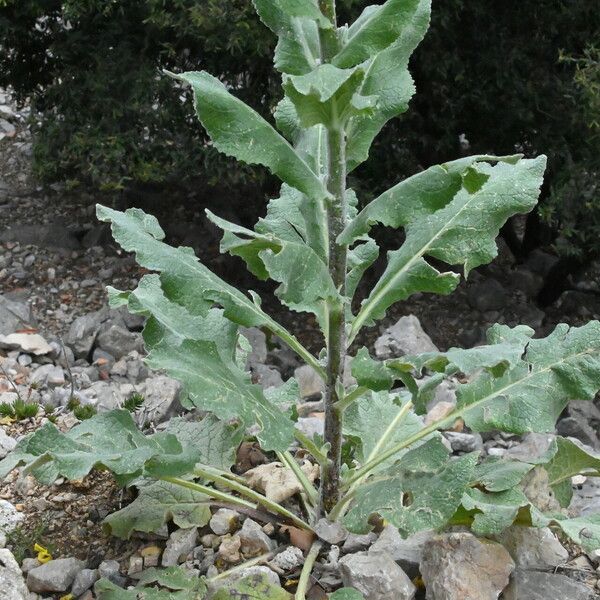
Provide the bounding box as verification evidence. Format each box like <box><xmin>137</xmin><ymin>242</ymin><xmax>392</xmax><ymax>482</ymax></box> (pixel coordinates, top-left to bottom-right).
<box><xmin>2</xmin><ymin>2</ymin><xmax>600</xmax><ymax>598</ymax></box>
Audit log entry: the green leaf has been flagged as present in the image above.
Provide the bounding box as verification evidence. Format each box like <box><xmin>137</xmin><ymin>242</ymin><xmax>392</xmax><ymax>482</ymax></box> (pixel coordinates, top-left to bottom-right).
<box><xmin>542</xmin><ymin>437</ymin><xmax>600</xmax><ymax>507</ymax></box>
<box><xmin>283</xmin><ymin>65</ymin><xmax>377</xmax><ymax>128</ymax></box>
<box><xmin>333</xmin><ymin>0</ymin><xmax>424</xmax><ymax>69</ymax></box>
<box><xmin>346</xmin><ymin>239</ymin><xmax>379</xmax><ymax>300</ymax></box>
<box><xmin>549</xmin><ymin>514</ymin><xmax>600</xmax><ymax>553</ymax></box>
<box><xmin>172</xmin><ymin>71</ymin><xmax>328</xmax><ymax>201</ymax></box>
<box><xmin>145</xmin><ymin>337</ymin><xmax>295</xmax><ymax>452</ymax></box>
<box><xmin>472</xmin><ymin>458</ymin><xmax>535</xmax><ymax>492</ymax></box>
<box><xmin>95</xmin><ymin>567</ymin><xmax>207</xmax><ymax>599</ymax></box>
<box><xmin>344</xmin><ymin>391</ymin><xmax>436</xmax><ymax>474</ymax></box>
<box><xmin>344</xmin><ymin>452</ymin><xmax>478</xmax><ymax>535</ymax></box>
<box><xmin>253</xmin><ymin>0</ymin><xmax>330</xmax><ymax>74</ymax></box>
<box><xmin>350</xmin><ymin>348</ymin><xmax>394</xmax><ymax>391</ymax></box>
<box><xmin>457</xmin><ymin>322</ymin><xmax>600</xmax><ymax>434</ymax></box>
<box><xmin>104</xmin><ymin>480</ymin><xmax>211</xmax><ymax>539</ymax></box>
<box><xmin>0</xmin><ymin>410</ymin><xmax>183</xmax><ymax>485</ymax></box>
<box><xmin>212</xmin><ymin>573</ymin><xmax>291</xmax><ymax>599</ymax></box>
<box><xmin>345</xmin><ymin>0</ymin><xmax>431</xmax><ymax>170</ymax></box>
<box><xmin>330</xmin><ymin>589</ymin><xmax>365</xmax><ymax>600</ymax></box>
<box><xmin>349</xmin><ymin>156</ymin><xmax>547</xmax><ymax>335</ymax></box>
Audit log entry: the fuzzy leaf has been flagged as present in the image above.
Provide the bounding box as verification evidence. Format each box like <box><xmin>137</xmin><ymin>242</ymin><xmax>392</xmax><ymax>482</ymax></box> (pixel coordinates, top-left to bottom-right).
<box><xmin>542</xmin><ymin>437</ymin><xmax>600</xmax><ymax>507</ymax></box>
<box><xmin>330</xmin><ymin>590</ymin><xmax>365</xmax><ymax>600</ymax></box>
<box><xmin>344</xmin><ymin>452</ymin><xmax>478</xmax><ymax>535</ymax></box>
<box><xmin>0</xmin><ymin>410</ymin><xmax>184</xmax><ymax>485</ymax></box>
<box><xmin>345</xmin><ymin>0</ymin><xmax>431</xmax><ymax>169</ymax></box>
<box><xmin>173</xmin><ymin>71</ymin><xmax>328</xmax><ymax>201</ymax></box>
<box><xmin>346</xmin><ymin>239</ymin><xmax>379</xmax><ymax>300</ymax></box>
<box><xmin>253</xmin><ymin>0</ymin><xmax>329</xmax><ymax>75</ymax></box>
<box><xmin>333</xmin><ymin>0</ymin><xmax>424</xmax><ymax>68</ymax></box>
<box><xmin>137</xmin><ymin>567</ymin><xmax>207</xmax><ymax>591</ymax></box>
<box><xmin>472</xmin><ymin>458</ymin><xmax>535</xmax><ymax>492</ymax></box>
<box><xmin>349</xmin><ymin>156</ymin><xmax>547</xmax><ymax>333</ymax></box>
<box><xmin>457</xmin><ymin>322</ymin><xmax>600</xmax><ymax>434</ymax></box>
<box><xmin>146</xmin><ymin>337</ymin><xmax>295</xmax><ymax>452</ymax></box>
<box><xmin>104</xmin><ymin>480</ymin><xmax>212</xmax><ymax>539</ymax></box>
<box><xmin>351</xmin><ymin>348</ymin><xmax>395</xmax><ymax>391</ymax></box>
<box><xmin>212</xmin><ymin>574</ymin><xmax>291</xmax><ymax>599</ymax></box>
<box><xmin>283</xmin><ymin>65</ymin><xmax>377</xmax><ymax>128</ymax></box>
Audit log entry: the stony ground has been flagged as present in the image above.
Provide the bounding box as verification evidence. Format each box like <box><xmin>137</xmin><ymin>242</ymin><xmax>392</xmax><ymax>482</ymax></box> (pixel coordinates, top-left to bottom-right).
<box><xmin>1</xmin><ymin>90</ymin><xmax>600</xmax><ymax>600</ymax></box>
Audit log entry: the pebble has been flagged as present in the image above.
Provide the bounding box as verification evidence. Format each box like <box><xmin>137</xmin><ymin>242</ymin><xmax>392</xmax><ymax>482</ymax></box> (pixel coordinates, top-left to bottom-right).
<box><xmin>162</xmin><ymin>527</ymin><xmax>198</xmax><ymax>567</ymax></box>
<box><xmin>209</xmin><ymin>508</ymin><xmax>241</xmax><ymax>536</ymax></box>
<box><xmin>71</xmin><ymin>568</ymin><xmax>99</xmax><ymax>596</ymax></box>
<box><xmin>497</xmin><ymin>526</ymin><xmax>568</xmax><ymax>569</ymax></box>
<box><xmin>26</xmin><ymin>557</ymin><xmax>85</xmax><ymax>593</ymax></box>
<box><xmin>239</xmin><ymin>518</ymin><xmax>276</xmax><ymax>556</ymax></box>
<box><xmin>270</xmin><ymin>546</ymin><xmax>304</xmax><ymax>571</ymax></box>
<box><xmin>503</xmin><ymin>569</ymin><xmax>595</xmax><ymax>600</ymax></box>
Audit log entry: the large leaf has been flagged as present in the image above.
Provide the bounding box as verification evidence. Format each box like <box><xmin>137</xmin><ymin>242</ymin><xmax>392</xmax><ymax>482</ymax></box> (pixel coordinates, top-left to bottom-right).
<box><xmin>0</xmin><ymin>410</ymin><xmax>184</xmax><ymax>485</ymax></box>
<box><xmin>253</xmin><ymin>0</ymin><xmax>330</xmax><ymax>75</ymax></box>
<box><xmin>457</xmin><ymin>322</ymin><xmax>600</xmax><ymax>434</ymax></box>
<box><xmin>283</xmin><ymin>64</ymin><xmax>377</xmax><ymax>128</ymax></box>
<box><xmin>343</xmin><ymin>391</ymin><xmax>441</xmax><ymax>474</ymax></box>
<box><xmin>333</xmin><ymin>0</ymin><xmax>424</xmax><ymax>69</ymax></box>
<box><xmin>345</xmin><ymin>0</ymin><xmax>431</xmax><ymax>170</ymax></box>
<box><xmin>172</xmin><ymin>71</ymin><xmax>328</xmax><ymax>201</ymax></box>
<box><xmin>348</xmin><ymin>156</ymin><xmax>547</xmax><ymax>336</ymax></box>
<box><xmin>213</xmin><ymin>574</ymin><xmax>291</xmax><ymax>600</ymax></box>
<box><xmin>343</xmin><ymin>452</ymin><xmax>478</xmax><ymax>535</ymax></box>
<box><xmin>146</xmin><ymin>337</ymin><xmax>295</xmax><ymax>452</ymax></box>
<box><xmin>104</xmin><ymin>480</ymin><xmax>212</xmax><ymax>539</ymax></box>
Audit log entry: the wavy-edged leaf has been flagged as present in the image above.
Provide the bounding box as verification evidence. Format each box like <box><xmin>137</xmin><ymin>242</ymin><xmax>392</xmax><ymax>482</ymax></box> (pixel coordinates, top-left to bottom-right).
<box><xmin>253</xmin><ymin>0</ymin><xmax>329</xmax><ymax>75</ymax></box>
<box><xmin>330</xmin><ymin>590</ymin><xmax>365</xmax><ymax>600</ymax></box>
<box><xmin>343</xmin><ymin>391</ymin><xmax>434</xmax><ymax>474</ymax></box>
<box><xmin>145</xmin><ymin>337</ymin><xmax>295</xmax><ymax>452</ymax></box>
<box><xmin>137</xmin><ymin>567</ymin><xmax>207</xmax><ymax>592</ymax></box>
<box><xmin>346</xmin><ymin>0</ymin><xmax>431</xmax><ymax>170</ymax></box>
<box><xmin>349</xmin><ymin>156</ymin><xmax>547</xmax><ymax>335</ymax></box>
<box><xmin>346</xmin><ymin>238</ymin><xmax>379</xmax><ymax>300</ymax></box>
<box><xmin>104</xmin><ymin>480</ymin><xmax>212</xmax><ymax>539</ymax></box>
<box><xmin>0</xmin><ymin>410</ymin><xmax>184</xmax><ymax>485</ymax></box>
<box><xmin>457</xmin><ymin>322</ymin><xmax>600</xmax><ymax>434</ymax></box>
<box><xmin>343</xmin><ymin>452</ymin><xmax>478</xmax><ymax>535</ymax></box>
<box><xmin>472</xmin><ymin>458</ymin><xmax>535</xmax><ymax>493</ymax></box>
<box><xmin>283</xmin><ymin>64</ymin><xmax>377</xmax><ymax>128</ymax></box>
<box><xmin>542</xmin><ymin>437</ymin><xmax>600</xmax><ymax>507</ymax></box>
<box><xmin>333</xmin><ymin>0</ymin><xmax>423</xmax><ymax>69</ymax></box>
<box><xmin>213</xmin><ymin>574</ymin><xmax>291</xmax><ymax>600</ymax></box>
<box><xmin>172</xmin><ymin>71</ymin><xmax>328</xmax><ymax>200</ymax></box>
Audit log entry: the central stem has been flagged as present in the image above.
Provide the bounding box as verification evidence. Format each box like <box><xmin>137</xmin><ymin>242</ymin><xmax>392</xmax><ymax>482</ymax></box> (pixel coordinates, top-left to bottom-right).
<box><xmin>317</xmin><ymin>0</ymin><xmax>346</xmax><ymax>516</ymax></box>
<box><xmin>320</xmin><ymin>126</ymin><xmax>347</xmax><ymax>514</ymax></box>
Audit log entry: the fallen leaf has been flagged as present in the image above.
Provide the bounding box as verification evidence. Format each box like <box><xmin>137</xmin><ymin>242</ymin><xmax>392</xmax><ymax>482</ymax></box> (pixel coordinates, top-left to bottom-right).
<box><xmin>244</xmin><ymin>461</ymin><xmax>319</xmax><ymax>503</ymax></box>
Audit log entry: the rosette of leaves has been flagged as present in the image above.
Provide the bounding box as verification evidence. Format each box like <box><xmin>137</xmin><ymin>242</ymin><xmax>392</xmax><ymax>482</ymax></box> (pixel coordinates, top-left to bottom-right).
<box><xmin>2</xmin><ymin>1</ymin><xmax>600</xmax><ymax>598</ymax></box>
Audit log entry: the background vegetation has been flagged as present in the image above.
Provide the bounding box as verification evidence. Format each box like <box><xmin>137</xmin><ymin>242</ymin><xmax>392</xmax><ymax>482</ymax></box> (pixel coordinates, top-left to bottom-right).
<box><xmin>0</xmin><ymin>0</ymin><xmax>598</xmax><ymax>284</ymax></box>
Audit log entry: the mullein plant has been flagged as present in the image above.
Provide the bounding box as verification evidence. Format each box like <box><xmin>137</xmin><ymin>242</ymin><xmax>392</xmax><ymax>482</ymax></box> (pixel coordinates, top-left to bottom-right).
<box><xmin>3</xmin><ymin>1</ymin><xmax>600</xmax><ymax>598</ymax></box>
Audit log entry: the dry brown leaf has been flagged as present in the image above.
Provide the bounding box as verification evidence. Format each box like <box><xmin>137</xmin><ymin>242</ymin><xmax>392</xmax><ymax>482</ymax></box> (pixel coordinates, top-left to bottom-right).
<box><xmin>244</xmin><ymin>461</ymin><xmax>319</xmax><ymax>503</ymax></box>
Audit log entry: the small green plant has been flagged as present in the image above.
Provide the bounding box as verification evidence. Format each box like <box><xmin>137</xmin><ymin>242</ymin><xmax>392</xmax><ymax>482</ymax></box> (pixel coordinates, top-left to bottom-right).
<box><xmin>0</xmin><ymin>403</ymin><xmax>14</xmax><ymax>418</ymax></box>
<box><xmin>123</xmin><ymin>393</ymin><xmax>145</xmax><ymax>413</ymax></box>
<box><xmin>3</xmin><ymin>1</ymin><xmax>600</xmax><ymax>598</ymax></box>
<box><xmin>8</xmin><ymin>399</ymin><xmax>39</xmax><ymax>421</ymax></box>
<box><xmin>73</xmin><ymin>404</ymin><xmax>97</xmax><ymax>421</ymax></box>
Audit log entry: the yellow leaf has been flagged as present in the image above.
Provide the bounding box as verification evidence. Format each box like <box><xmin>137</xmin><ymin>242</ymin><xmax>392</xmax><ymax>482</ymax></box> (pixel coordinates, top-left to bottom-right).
<box><xmin>0</xmin><ymin>416</ymin><xmax>14</xmax><ymax>425</ymax></box>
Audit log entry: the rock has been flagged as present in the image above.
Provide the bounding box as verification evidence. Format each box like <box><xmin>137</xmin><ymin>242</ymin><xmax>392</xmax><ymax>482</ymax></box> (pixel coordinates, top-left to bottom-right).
<box><xmin>218</xmin><ymin>536</ymin><xmax>242</xmax><ymax>563</ymax></box>
<box><xmin>503</xmin><ymin>569</ymin><xmax>594</xmax><ymax>600</ymax></box>
<box><xmin>497</xmin><ymin>526</ymin><xmax>568</xmax><ymax>569</ymax></box>
<box><xmin>127</xmin><ymin>556</ymin><xmax>144</xmax><ymax>576</ymax></box>
<box><xmin>244</xmin><ymin>461</ymin><xmax>320</xmax><ymax>503</ymax></box>
<box><xmin>96</xmin><ymin>325</ymin><xmax>143</xmax><ymax>359</ymax></box>
<box><xmin>525</xmin><ymin>249</ymin><xmax>559</xmax><ymax>277</ymax></box>
<box><xmin>294</xmin><ymin>364</ymin><xmax>324</xmax><ymax>398</ymax></box>
<box><xmin>239</xmin><ymin>327</ymin><xmax>268</xmax><ymax>368</ymax></box>
<box><xmin>20</xmin><ymin>559</ymin><xmax>40</xmax><ymax>574</ymax></box>
<box><xmin>26</xmin><ymin>557</ymin><xmax>85</xmax><ymax>593</ymax></box>
<box><xmin>0</xmin><ymin>295</ymin><xmax>36</xmax><ymax>335</ymax></box>
<box><xmin>0</xmin><ymin>333</ymin><xmax>52</xmax><ymax>355</ymax></box>
<box><xmin>339</xmin><ymin>551</ymin><xmax>416</xmax><ymax>600</ymax></box>
<box><xmin>425</xmin><ymin>379</ymin><xmax>457</xmax><ymax>412</ymax></box>
<box><xmin>315</xmin><ymin>519</ymin><xmax>348</xmax><ymax>545</ymax></box>
<box><xmin>370</xmin><ymin>526</ymin><xmax>433</xmax><ymax>579</ymax></box>
<box><xmin>253</xmin><ymin>364</ymin><xmax>284</xmax><ymax>389</ymax></box>
<box><xmin>239</xmin><ymin>519</ymin><xmax>276</xmax><ymax>556</ymax></box>
<box><xmin>66</xmin><ymin>312</ymin><xmax>103</xmax><ymax>359</ymax></box>
<box><xmin>162</xmin><ymin>527</ymin><xmax>198</xmax><ymax>567</ymax></box>
<box><xmin>0</xmin><ymin>500</ymin><xmax>24</xmax><ymax>537</ymax></box>
<box><xmin>420</xmin><ymin>532</ymin><xmax>514</xmax><ymax>600</ymax></box>
<box><xmin>29</xmin><ymin>364</ymin><xmax>65</xmax><ymax>387</ymax></box>
<box><xmin>140</xmin><ymin>376</ymin><xmax>182</xmax><ymax>424</ymax></box>
<box><xmin>0</xmin><ymin>428</ymin><xmax>17</xmax><ymax>459</ymax></box>
<box><xmin>210</xmin><ymin>509</ymin><xmax>241</xmax><ymax>536</ymax></box>
<box><xmin>520</xmin><ymin>466</ymin><xmax>562</xmax><ymax>512</ymax></box>
<box><xmin>556</xmin><ymin>400</ymin><xmax>600</xmax><ymax>450</ymax></box>
<box><xmin>0</xmin><ymin>223</ymin><xmax>80</xmax><ymax>250</ymax></box>
<box><xmin>506</xmin><ymin>433</ymin><xmax>555</xmax><ymax>462</ymax></box>
<box><xmin>97</xmin><ymin>560</ymin><xmax>125</xmax><ymax>586</ymax></box>
<box><xmin>0</xmin><ymin>548</ymin><xmax>31</xmax><ymax>600</ymax></box>
<box><xmin>71</xmin><ymin>568</ymin><xmax>99</xmax><ymax>597</ymax></box>
<box><xmin>270</xmin><ymin>546</ymin><xmax>304</xmax><ymax>571</ymax></box>
<box><xmin>295</xmin><ymin>416</ymin><xmax>324</xmax><ymax>439</ymax></box>
<box><xmin>140</xmin><ymin>545</ymin><xmax>162</xmax><ymax>568</ymax></box>
<box><xmin>443</xmin><ymin>431</ymin><xmax>484</xmax><ymax>453</ymax></box>
<box><xmin>342</xmin><ymin>532</ymin><xmax>377</xmax><ymax>554</ymax></box>
<box><xmin>510</xmin><ymin>267</ymin><xmax>543</xmax><ymax>298</ymax></box>
<box><xmin>374</xmin><ymin>315</ymin><xmax>438</xmax><ymax>360</ymax></box>
<box><xmin>85</xmin><ymin>381</ymin><xmax>127</xmax><ymax>412</ymax></box>
<box><xmin>425</xmin><ymin>401</ymin><xmax>457</xmax><ymax>427</ymax></box>
<box><xmin>467</xmin><ymin>279</ymin><xmax>508</xmax><ymax>312</ymax></box>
